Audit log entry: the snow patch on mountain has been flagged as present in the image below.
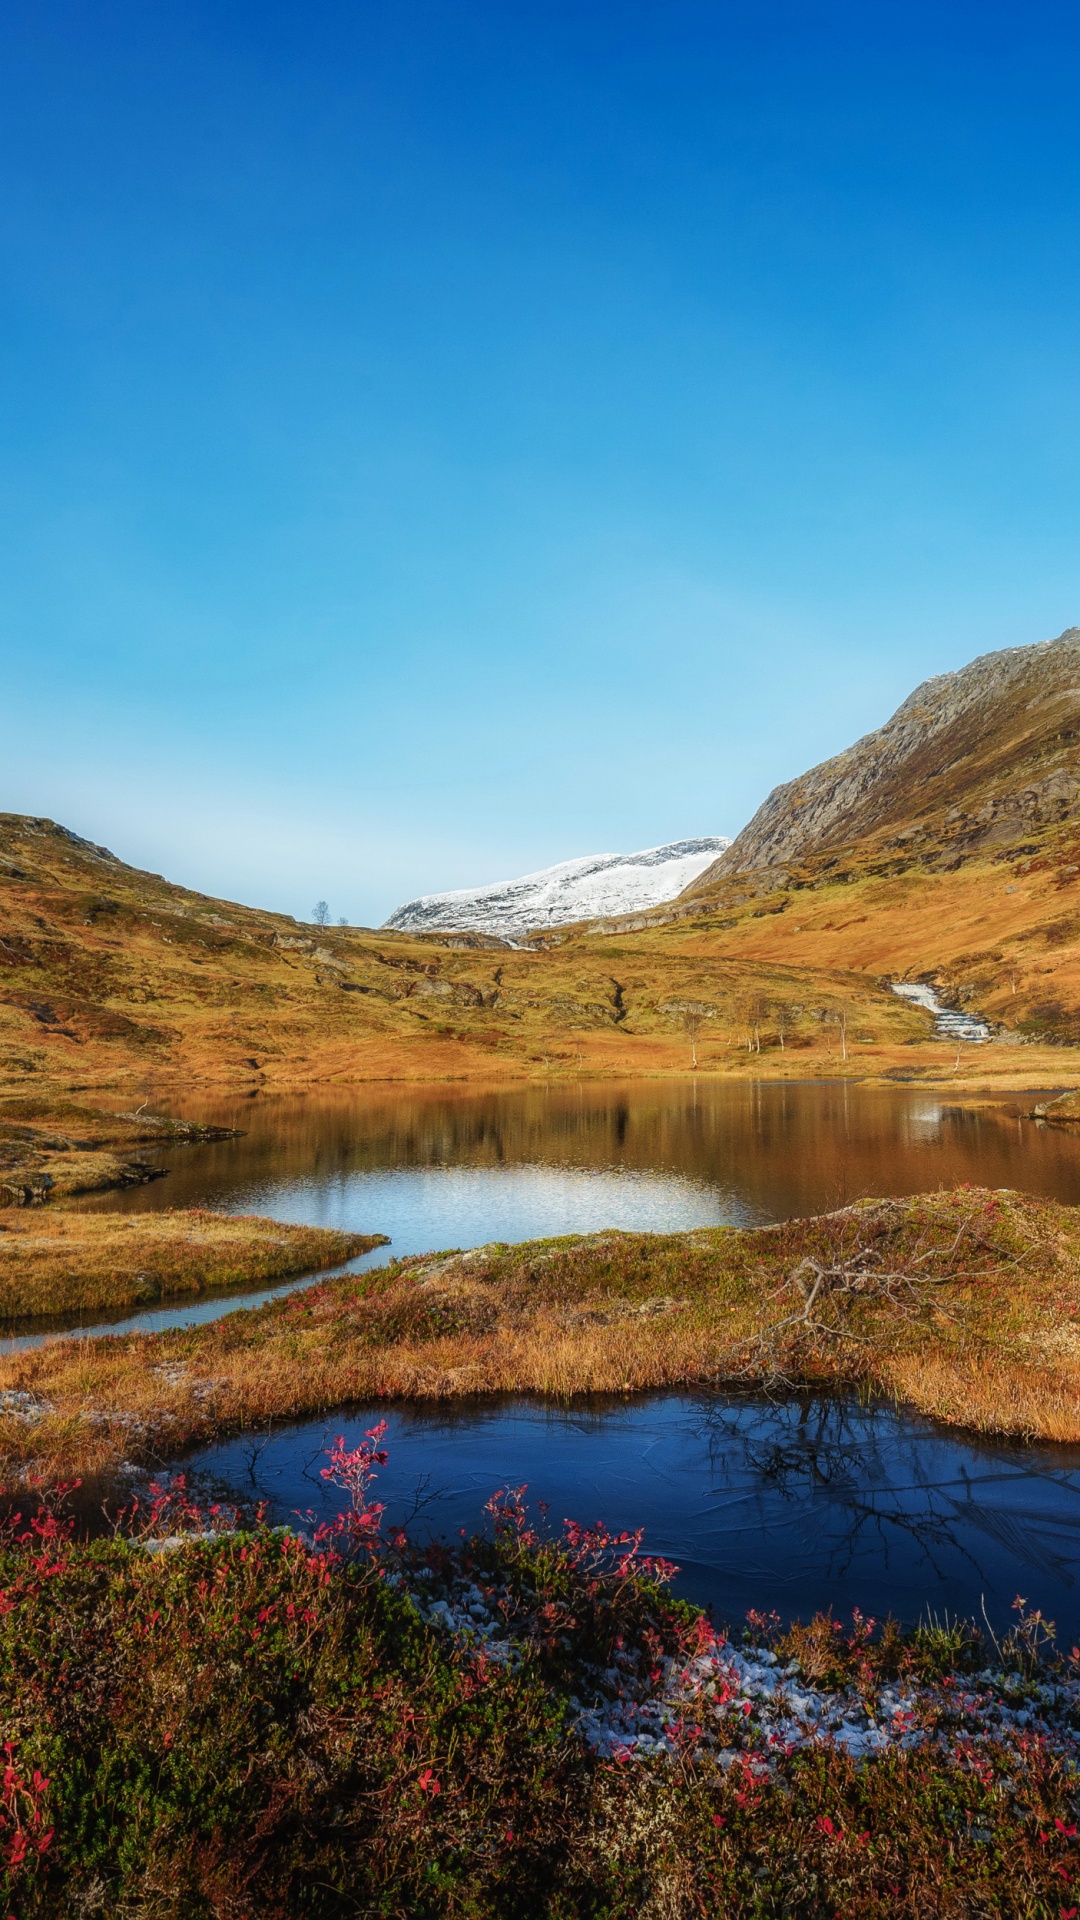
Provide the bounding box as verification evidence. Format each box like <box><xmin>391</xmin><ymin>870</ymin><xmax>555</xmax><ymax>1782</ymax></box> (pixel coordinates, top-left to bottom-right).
<box><xmin>383</xmin><ymin>838</ymin><xmax>732</xmax><ymax>938</ymax></box>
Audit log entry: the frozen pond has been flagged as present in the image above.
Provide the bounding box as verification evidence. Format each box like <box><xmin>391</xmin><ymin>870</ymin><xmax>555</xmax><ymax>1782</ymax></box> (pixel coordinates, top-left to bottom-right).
<box><xmin>191</xmin><ymin>1390</ymin><xmax>1080</xmax><ymax>1641</ymax></box>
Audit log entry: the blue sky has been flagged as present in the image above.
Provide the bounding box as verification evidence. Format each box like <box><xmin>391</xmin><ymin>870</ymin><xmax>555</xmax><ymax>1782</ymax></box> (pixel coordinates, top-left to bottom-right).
<box><xmin>4</xmin><ymin>1</ymin><xmax>1080</xmax><ymax>925</ymax></box>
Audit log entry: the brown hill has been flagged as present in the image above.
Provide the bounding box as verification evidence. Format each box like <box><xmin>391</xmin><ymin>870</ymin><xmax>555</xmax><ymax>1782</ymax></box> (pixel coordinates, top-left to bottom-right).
<box><xmin>0</xmin><ymin>811</ymin><xmax>978</xmax><ymax>1095</ymax></box>
<box><xmin>691</xmin><ymin>626</ymin><xmax>1080</xmax><ymax>887</ymax></box>
<box><xmin>621</xmin><ymin>626</ymin><xmax>1080</xmax><ymax>1050</ymax></box>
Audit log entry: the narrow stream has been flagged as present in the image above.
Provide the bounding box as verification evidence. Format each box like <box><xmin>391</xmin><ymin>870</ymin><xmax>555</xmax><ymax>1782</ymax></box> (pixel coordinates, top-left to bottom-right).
<box><xmin>891</xmin><ymin>980</ymin><xmax>993</xmax><ymax>1042</ymax></box>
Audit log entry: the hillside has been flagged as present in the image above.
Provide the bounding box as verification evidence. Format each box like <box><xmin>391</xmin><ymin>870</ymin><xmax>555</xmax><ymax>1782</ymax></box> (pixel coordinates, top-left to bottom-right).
<box><xmin>10</xmin><ymin>615</ymin><xmax>1080</xmax><ymax>1099</ymax></box>
<box><xmin>694</xmin><ymin>626</ymin><xmax>1080</xmax><ymax>884</ymax></box>
<box><xmin>620</xmin><ymin>626</ymin><xmax>1080</xmax><ymax>1048</ymax></box>
<box><xmin>384</xmin><ymin>837</ymin><xmax>730</xmax><ymax>935</ymax></box>
<box><xmin>0</xmin><ymin>811</ymin><xmax>984</xmax><ymax>1094</ymax></box>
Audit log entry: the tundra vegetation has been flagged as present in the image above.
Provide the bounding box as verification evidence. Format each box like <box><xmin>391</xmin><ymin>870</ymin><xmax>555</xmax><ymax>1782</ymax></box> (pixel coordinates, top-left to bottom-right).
<box><xmin>3</xmin><ymin>1429</ymin><xmax>1080</xmax><ymax>1917</ymax></box>
<box><xmin>3</xmin><ymin>813</ymin><xmax>1080</xmax><ymax>1101</ymax></box>
<box><xmin>6</xmin><ymin>1188</ymin><xmax>1080</xmax><ymax>1491</ymax></box>
<box><xmin>0</xmin><ymin>1210</ymin><xmax>385</xmax><ymax>1323</ymax></box>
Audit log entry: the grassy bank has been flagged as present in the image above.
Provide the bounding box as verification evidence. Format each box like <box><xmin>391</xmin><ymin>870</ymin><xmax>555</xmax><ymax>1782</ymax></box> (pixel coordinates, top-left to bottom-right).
<box><xmin>0</xmin><ymin>1097</ymin><xmax>240</xmax><ymax>1204</ymax></box>
<box><xmin>5</xmin><ymin>1187</ymin><xmax>1080</xmax><ymax>1486</ymax></box>
<box><xmin>3</xmin><ymin>1469</ymin><xmax>1080</xmax><ymax>1917</ymax></box>
<box><xmin>0</xmin><ymin>1210</ymin><xmax>387</xmax><ymax>1323</ymax></box>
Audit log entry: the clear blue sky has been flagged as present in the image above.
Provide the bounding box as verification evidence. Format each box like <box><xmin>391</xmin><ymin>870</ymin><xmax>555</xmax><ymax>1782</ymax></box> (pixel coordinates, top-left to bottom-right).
<box><xmin>4</xmin><ymin>1</ymin><xmax>1080</xmax><ymax>925</ymax></box>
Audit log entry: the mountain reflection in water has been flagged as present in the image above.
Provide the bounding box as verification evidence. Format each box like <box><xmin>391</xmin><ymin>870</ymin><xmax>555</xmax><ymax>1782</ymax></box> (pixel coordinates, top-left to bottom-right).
<box><xmin>87</xmin><ymin>1079</ymin><xmax>1080</xmax><ymax>1248</ymax></box>
<box><xmin>191</xmin><ymin>1392</ymin><xmax>1080</xmax><ymax>1640</ymax></box>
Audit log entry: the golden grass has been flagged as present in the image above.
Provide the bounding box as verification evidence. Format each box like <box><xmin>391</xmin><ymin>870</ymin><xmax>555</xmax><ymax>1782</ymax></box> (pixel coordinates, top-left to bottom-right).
<box><xmin>0</xmin><ymin>1097</ymin><xmax>239</xmax><ymax>1204</ymax></box>
<box><xmin>882</xmin><ymin>1348</ymin><xmax>1080</xmax><ymax>1444</ymax></box>
<box><xmin>0</xmin><ymin>1209</ymin><xmax>386</xmax><ymax>1322</ymax></box>
<box><xmin>6</xmin><ymin>809</ymin><xmax>1080</xmax><ymax>1102</ymax></box>
<box><xmin>6</xmin><ymin>1187</ymin><xmax>1080</xmax><ymax>1488</ymax></box>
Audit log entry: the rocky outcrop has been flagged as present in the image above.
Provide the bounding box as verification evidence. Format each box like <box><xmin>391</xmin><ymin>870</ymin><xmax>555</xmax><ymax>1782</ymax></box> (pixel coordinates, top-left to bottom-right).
<box><xmin>688</xmin><ymin>628</ymin><xmax>1080</xmax><ymax>888</ymax></box>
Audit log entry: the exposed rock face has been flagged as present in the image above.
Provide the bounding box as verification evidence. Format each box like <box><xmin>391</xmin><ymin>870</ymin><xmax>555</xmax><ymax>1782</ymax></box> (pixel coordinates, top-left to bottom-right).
<box><xmin>384</xmin><ymin>839</ymin><xmax>731</xmax><ymax>938</ymax></box>
<box><xmin>690</xmin><ymin>628</ymin><xmax>1080</xmax><ymax>887</ymax></box>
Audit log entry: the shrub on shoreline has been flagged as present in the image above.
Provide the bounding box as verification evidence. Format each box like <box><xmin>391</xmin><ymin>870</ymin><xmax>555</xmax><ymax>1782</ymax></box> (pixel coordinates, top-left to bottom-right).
<box><xmin>3</xmin><ymin>1452</ymin><xmax>1080</xmax><ymax>1917</ymax></box>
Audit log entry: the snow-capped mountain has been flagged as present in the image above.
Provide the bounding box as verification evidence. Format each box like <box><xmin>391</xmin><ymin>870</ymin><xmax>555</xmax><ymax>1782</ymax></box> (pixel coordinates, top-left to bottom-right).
<box><xmin>383</xmin><ymin>838</ymin><xmax>732</xmax><ymax>938</ymax></box>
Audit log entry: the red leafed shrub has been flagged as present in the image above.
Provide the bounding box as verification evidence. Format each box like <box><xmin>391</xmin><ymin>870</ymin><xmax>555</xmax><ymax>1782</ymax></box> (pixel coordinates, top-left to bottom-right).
<box><xmin>1</xmin><ymin>1454</ymin><xmax>1079</xmax><ymax>1917</ymax></box>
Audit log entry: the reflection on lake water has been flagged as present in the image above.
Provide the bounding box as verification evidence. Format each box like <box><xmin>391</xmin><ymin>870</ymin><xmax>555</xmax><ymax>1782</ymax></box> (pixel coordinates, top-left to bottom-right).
<box><xmin>191</xmin><ymin>1391</ymin><xmax>1080</xmax><ymax>1640</ymax></box>
<box><xmin>23</xmin><ymin>1076</ymin><xmax>1072</xmax><ymax>1348</ymax></box>
<box><xmin>59</xmin><ymin>1081</ymin><xmax>1080</xmax><ymax>1630</ymax></box>
<box><xmin>88</xmin><ymin>1077</ymin><xmax>1080</xmax><ymax>1252</ymax></box>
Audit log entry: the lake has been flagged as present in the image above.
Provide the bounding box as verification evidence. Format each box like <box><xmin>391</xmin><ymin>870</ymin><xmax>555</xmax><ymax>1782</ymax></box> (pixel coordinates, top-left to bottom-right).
<box><xmin>55</xmin><ymin>1078</ymin><xmax>1080</xmax><ymax>1634</ymax></box>
<box><xmin>87</xmin><ymin>1076</ymin><xmax>1080</xmax><ymax>1249</ymax></box>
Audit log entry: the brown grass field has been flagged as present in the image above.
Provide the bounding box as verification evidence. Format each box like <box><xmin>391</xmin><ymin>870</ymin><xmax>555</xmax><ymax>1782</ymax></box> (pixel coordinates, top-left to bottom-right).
<box><xmin>0</xmin><ymin>1209</ymin><xmax>386</xmax><ymax>1323</ymax></box>
<box><xmin>5</xmin><ymin>1186</ymin><xmax>1080</xmax><ymax>1488</ymax></box>
<box><xmin>6</xmin><ymin>811</ymin><xmax>1080</xmax><ymax>1100</ymax></box>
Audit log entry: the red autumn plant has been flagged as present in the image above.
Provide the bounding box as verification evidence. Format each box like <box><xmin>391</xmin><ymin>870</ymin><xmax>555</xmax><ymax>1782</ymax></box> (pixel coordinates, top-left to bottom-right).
<box><xmin>317</xmin><ymin>1421</ymin><xmax>389</xmax><ymax>1549</ymax></box>
<box><xmin>1</xmin><ymin>1743</ymin><xmax>53</xmax><ymax>1882</ymax></box>
<box><xmin>4</xmin><ymin>1444</ymin><xmax>1080</xmax><ymax>1914</ymax></box>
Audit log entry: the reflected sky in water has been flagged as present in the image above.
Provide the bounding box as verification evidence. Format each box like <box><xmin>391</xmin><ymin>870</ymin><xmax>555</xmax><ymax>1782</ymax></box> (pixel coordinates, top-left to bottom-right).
<box><xmin>216</xmin><ymin>1161</ymin><xmax>743</xmax><ymax>1248</ymax></box>
<box><xmin>87</xmin><ymin>1078</ymin><xmax>1080</xmax><ymax>1247</ymax></box>
<box><xmin>193</xmin><ymin>1391</ymin><xmax>1080</xmax><ymax>1640</ymax></box>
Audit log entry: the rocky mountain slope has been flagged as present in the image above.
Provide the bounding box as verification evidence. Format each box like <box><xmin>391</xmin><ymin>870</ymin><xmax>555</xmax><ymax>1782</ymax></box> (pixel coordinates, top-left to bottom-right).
<box><xmin>384</xmin><ymin>838</ymin><xmax>731</xmax><ymax>937</ymax></box>
<box><xmin>689</xmin><ymin>626</ymin><xmax>1080</xmax><ymax>888</ymax></box>
<box><xmin>631</xmin><ymin>625</ymin><xmax>1080</xmax><ymax>1050</ymax></box>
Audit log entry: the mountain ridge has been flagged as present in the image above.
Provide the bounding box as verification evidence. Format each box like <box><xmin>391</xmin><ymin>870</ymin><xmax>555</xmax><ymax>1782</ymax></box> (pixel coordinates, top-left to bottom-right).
<box><xmin>686</xmin><ymin>626</ymin><xmax>1080</xmax><ymax>891</ymax></box>
<box><xmin>384</xmin><ymin>837</ymin><xmax>731</xmax><ymax>937</ymax></box>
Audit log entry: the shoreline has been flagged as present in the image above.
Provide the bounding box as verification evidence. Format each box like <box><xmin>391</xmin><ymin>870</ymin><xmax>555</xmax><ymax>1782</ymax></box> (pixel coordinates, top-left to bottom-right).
<box><xmin>6</xmin><ymin>1187</ymin><xmax>1080</xmax><ymax>1491</ymax></box>
<box><xmin>9</xmin><ymin>1027</ymin><xmax>1080</xmax><ymax>1106</ymax></box>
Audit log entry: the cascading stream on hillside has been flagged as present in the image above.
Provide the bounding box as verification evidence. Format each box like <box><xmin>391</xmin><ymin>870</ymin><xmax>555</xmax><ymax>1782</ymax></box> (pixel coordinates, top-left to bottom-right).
<box><xmin>890</xmin><ymin>982</ymin><xmax>992</xmax><ymax>1042</ymax></box>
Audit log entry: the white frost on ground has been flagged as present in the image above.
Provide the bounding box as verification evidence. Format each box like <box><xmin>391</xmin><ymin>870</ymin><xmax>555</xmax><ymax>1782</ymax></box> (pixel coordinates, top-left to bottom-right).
<box><xmin>0</xmin><ymin>1389</ymin><xmax>54</xmax><ymax>1424</ymax></box>
<box><xmin>571</xmin><ymin>1639</ymin><xmax>1079</xmax><ymax>1766</ymax></box>
<box><xmin>409</xmin><ymin>1573</ymin><xmax>1080</xmax><ymax>1769</ymax></box>
<box><xmin>383</xmin><ymin>839</ymin><xmax>731</xmax><ymax>938</ymax></box>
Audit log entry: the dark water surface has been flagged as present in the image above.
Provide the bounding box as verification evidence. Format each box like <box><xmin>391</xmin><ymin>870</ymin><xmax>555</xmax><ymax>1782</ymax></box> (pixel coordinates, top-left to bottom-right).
<box><xmin>192</xmin><ymin>1390</ymin><xmax>1080</xmax><ymax>1641</ymax></box>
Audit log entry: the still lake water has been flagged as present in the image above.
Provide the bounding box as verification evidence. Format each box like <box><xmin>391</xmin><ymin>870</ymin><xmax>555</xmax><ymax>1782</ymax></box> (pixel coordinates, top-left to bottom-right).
<box><xmin>85</xmin><ymin>1075</ymin><xmax>1080</xmax><ymax>1244</ymax></box>
<box><xmin>63</xmin><ymin>1079</ymin><xmax>1080</xmax><ymax>1631</ymax></box>
<box><xmin>194</xmin><ymin>1391</ymin><xmax>1080</xmax><ymax>1638</ymax></box>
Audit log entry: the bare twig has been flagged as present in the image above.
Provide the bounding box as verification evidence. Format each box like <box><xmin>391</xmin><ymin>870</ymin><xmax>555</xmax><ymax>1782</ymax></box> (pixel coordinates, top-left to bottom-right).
<box><xmin>737</xmin><ymin>1209</ymin><xmax>1000</xmax><ymax>1384</ymax></box>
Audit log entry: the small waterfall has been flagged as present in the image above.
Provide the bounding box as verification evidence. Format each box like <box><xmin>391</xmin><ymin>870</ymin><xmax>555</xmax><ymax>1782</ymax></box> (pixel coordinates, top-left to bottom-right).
<box><xmin>891</xmin><ymin>981</ymin><xmax>991</xmax><ymax>1043</ymax></box>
